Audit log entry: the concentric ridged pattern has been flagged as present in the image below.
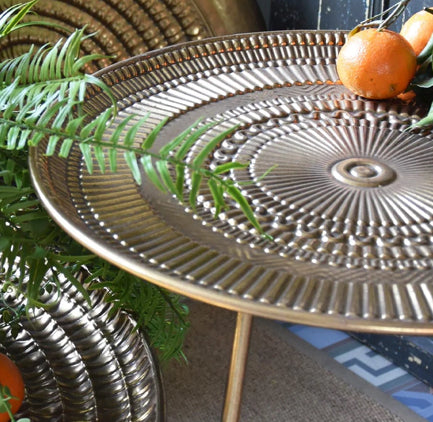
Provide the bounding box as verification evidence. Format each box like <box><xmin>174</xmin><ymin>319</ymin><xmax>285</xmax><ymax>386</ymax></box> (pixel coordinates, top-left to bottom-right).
<box><xmin>190</xmin><ymin>94</ymin><xmax>433</xmax><ymax>269</ymax></box>
<box><xmin>0</xmin><ymin>0</ymin><xmax>213</xmax><ymax>72</ymax></box>
<box><xmin>0</xmin><ymin>279</ymin><xmax>163</xmax><ymax>421</ymax></box>
<box><xmin>30</xmin><ymin>31</ymin><xmax>433</xmax><ymax>332</ymax></box>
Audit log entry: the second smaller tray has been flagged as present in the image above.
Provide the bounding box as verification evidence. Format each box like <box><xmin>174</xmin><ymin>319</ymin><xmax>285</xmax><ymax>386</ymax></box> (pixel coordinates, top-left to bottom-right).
<box><xmin>0</xmin><ymin>277</ymin><xmax>164</xmax><ymax>422</ymax></box>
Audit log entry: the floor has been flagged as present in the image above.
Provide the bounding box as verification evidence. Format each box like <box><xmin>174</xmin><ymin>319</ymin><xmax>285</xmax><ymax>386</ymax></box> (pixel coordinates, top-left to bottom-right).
<box><xmin>287</xmin><ymin>324</ymin><xmax>433</xmax><ymax>421</ymax></box>
<box><xmin>164</xmin><ymin>300</ymin><xmax>423</xmax><ymax>422</ymax></box>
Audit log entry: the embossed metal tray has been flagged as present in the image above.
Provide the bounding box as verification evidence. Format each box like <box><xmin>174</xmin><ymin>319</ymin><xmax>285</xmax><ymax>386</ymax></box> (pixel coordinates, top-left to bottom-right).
<box><xmin>1</xmin><ymin>278</ymin><xmax>163</xmax><ymax>421</ymax></box>
<box><xmin>30</xmin><ymin>31</ymin><xmax>433</xmax><ymax>334</ymax></box>
<box><xmin>0</xmin><ymin>0</ymin><xmax>264</xmax><ymax>73</ymax></box>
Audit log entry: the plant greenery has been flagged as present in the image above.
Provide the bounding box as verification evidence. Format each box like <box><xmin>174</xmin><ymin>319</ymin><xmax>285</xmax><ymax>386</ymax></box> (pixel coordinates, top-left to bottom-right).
<box><xmin>0</xmin><ymin>383</ymin><xmax>29</xmax><ymax>422</ymax></box>
<box><xmin>0</xmin><ymin>0</ymin><xmax>190</xmax><ymax>369</ymax></box>
<box><xmin>0</xmin><ymin>0</ymin><xmax>266</xmax><ymax>378</ymax></box>
<box><xmin>2</xmin><ymin>0</ymin><xmax>433</xmax><ymax>420</ymax></box>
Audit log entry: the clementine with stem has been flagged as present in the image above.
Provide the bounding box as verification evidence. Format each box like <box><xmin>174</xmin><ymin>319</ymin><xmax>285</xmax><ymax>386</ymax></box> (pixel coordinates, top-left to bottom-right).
<box><xmin>336</xmin><ymin>28</ymin><xmax>417</xmax><ymax>100</ymax></box>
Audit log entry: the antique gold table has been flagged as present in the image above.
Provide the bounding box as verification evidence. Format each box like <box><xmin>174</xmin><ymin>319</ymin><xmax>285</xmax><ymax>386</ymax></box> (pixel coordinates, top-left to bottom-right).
<box><xmin>29</xmin><ymin>31</ymin><xmax>433</xmax><ymax>421</ymax></box>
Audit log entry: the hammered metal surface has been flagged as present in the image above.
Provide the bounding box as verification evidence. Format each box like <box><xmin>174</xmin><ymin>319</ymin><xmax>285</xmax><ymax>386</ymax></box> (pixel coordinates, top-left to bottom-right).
<box><xmin>0</xmin><ymin>0</ymin><xmax>264</xmax><ymax>72</ymax></box>
<box><xmin>0</xmin><ymin>279</ymin><xmax>163</xmax><ymax>421</ymax></box>
<box><xmin>30</xmin><ymin>31</ymin><xmax>433</xmax><ymax>333</ymax></box>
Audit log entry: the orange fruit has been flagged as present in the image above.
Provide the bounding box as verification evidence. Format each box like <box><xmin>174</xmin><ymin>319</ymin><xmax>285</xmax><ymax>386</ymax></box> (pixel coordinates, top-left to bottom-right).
<box><xmin>400</xmin><ymin>9</ymin><xmax>433</xmax><ymax>56</ymax></box>
<box><xmin>336</xmin><ymin>28</ymin><xmax>417</xmax><ymax>100</ymax></box>
<box><xmin>0</xmin><ymin>353</ymin><xmax>24</xmax><ymax>422</ymax></box>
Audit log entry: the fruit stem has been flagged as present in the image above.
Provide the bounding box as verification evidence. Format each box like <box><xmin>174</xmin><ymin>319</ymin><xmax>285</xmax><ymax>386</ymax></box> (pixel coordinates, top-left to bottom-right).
<box><xmin>350</xmin><ymin>0</ymin><xmax>412</xmax><ymax>34</ymax></box>
<box><xmin>379</xmin><ymin>0</ymin><xmax>412</xmax><ymax>29</ymax></box>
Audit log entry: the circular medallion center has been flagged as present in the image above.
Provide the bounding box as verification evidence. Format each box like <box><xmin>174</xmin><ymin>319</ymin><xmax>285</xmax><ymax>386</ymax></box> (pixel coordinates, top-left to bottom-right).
<box><xmin>331</xmin><ymin>158</ymin><xmax>396</xmax><ymax>187</ymax></box>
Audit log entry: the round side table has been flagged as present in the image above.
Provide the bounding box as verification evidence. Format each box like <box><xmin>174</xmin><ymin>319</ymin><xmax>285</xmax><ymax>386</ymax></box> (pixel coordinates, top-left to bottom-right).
<box><xmin>30</xmin><ymin>30</ymin><xmax>433</xmax><ymax>421</ymax></box>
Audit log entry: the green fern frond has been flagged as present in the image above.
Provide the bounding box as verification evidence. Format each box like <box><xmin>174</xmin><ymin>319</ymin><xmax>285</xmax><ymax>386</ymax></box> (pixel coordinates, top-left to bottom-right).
<box><xmin>0</xmin><ymin>0</ymin><xmax>271</xmax><ymax>364</ymax></box>
<box><xmin>0</xmin><ymin>30</ymin><xmax>114</xmax><ymax>108</ymax></box>
<box><xmin>0</xmin><ymin>12</ymin><xmax>265</xmax><ymax>235</ymax></box>
<box><xmin>0</xmin><ymin>0</ymin><xmax>39</xmax><ymax>37</ymax></box>
<box><xmin>0</xmin><ymin>2</ymin><xmax>192</xmax><ymax>362</ymax></box>
<box><xmin>82</xmin><ymin>118</ymin><xmax>266</xmax><ymax>236</ymax></box>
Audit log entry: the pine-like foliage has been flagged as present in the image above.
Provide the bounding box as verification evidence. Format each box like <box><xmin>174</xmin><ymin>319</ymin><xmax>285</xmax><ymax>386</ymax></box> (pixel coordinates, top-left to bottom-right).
<box><xmin>0</xmin><ymin>1</ymin><xmax>191</xmax><ymax>362</ymax></box>
<box><xmin>0</xmin><ymin>1</ymin><xmax>265</xmax><ymax>363</ymax></box>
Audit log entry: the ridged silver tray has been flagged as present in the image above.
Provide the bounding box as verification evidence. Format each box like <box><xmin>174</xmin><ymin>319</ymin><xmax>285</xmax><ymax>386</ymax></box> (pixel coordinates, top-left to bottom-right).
<box><xmin>0</xmin><ymin>278</ymin><xmax>163</xmax><ymax>421</ymax></box>
<box><xmin>30</xmin><ymin>31</ymin><xmax>433</xmax><ymax>334</ymax></box>
<box><xmin>0</xmin><ymin>0</ymin><xmax>264</xmax><ymax>73</ymax></box>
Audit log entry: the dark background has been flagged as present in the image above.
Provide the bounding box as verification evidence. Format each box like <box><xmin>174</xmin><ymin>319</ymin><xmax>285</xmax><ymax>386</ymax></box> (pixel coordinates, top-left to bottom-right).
<box><xmin>256</xmin><ymin>0</ymin><xmax>433</xmax><ymax>31</ymax></box>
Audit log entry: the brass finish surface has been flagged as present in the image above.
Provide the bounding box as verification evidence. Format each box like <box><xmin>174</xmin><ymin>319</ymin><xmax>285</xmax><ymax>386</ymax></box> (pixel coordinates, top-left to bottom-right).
<box><xmin>193</xmin><ymin>0</ymin><xmax>265</xmax><ymax>36</ymax></box>
<box><xmin>223</xmin><ymin>313</ymin><xmax>253</xmax><ymax>422</ymax></box>
<box><xmin>331</xmin><ymin>157</ymin><xmax>397</xmax><ymax>188</ymax></box>
<box><xmin>30</xmin><ymin>31</ymin><xmax>433</xmax><ymax>334</ymax></box>
<box><xmin>0</xmin><ymin>278</ymin><xmax>163</xmax><ymax>421</ymax></box>
<box><xmin>0</xmin><ymin>0</ymin><xmax>265</xmax><ymax>72</ymax></box>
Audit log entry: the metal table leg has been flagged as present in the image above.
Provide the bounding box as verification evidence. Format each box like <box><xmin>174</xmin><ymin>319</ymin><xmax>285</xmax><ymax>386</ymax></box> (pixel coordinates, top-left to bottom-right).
<box><xmin>222</xmin><ymin>312</ymin><xmax>253</xmax><ymax>422</ymax></box>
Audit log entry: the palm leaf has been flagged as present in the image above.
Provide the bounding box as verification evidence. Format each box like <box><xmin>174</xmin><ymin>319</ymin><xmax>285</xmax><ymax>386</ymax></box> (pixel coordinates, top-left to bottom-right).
<box><xmin>175</xmin><ymin>121</ymin><xmax>218</xmax><ymax>160</ymax></box>
<box><xmin>213</xmin><ymin>162</ymin><xmax>249</xmax><ymax>174</ymax></box>
<box><xmin>207</xmin><ymin>178</ymin><xmax>226</xmax><ymax>217</ymax></box>
<box><xmin>79</xmin><ymin>143</ymin><xmax>94</xmax><ymax>174</ymax></box>
<box><xmin>193</xmin><ymin>125</ymin><xmax>238</xmax><ymax>168</ymax></box>
<box><xmin>175</xmin><ymin>163</ymin><xmax>185</xmax><ymax>198</ymax></box>
<box><xmin>156</xmin><ymin>159</ymin><xmax>181</xmax><ymax>199</ymax></box>
<box><xmin>0</xmin><ymin>1</ymin><xmax>271</xmax><ymax>364</ymax></box>
<box><xmin>141</xmin><ymin>116</ymin><xmax>167</xmax><ymax>150</ymax></box>
<box><xmin>0</xmin><ymin>31</ymin><xmax>115</xmax><ymax>114</ymax></box>
<box><xmin>0</xmin><ymin>17</ymin><xmax>267</xmax><ymax>238</ymax></box>
<box><xmin>159</xmin><ymin>119</ymin><xmax>201</xmax><ymax>157</ymax></box>
<box><xmin>189</xmin><ymin>172</ymin><xmax>202</xmax><ymax>209</ymax></box>
<box><xmin>140</xmin><ymin>155</ymin><xmax>166</xmax><ymax>192</ymax></box>
<box><xmin>226</xmin><ymin>184</ymin><xmax>264</xmax><ymax>235</ymax></box>
<box><xmin>0</xmin><ymin>0</ymin><xmax>38</xmax><ymax>36</ymax></box>
<box><xmin>124</xmin><ymin>150</ymin><xmax>141</xmax><ymax>184</ymax></box>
